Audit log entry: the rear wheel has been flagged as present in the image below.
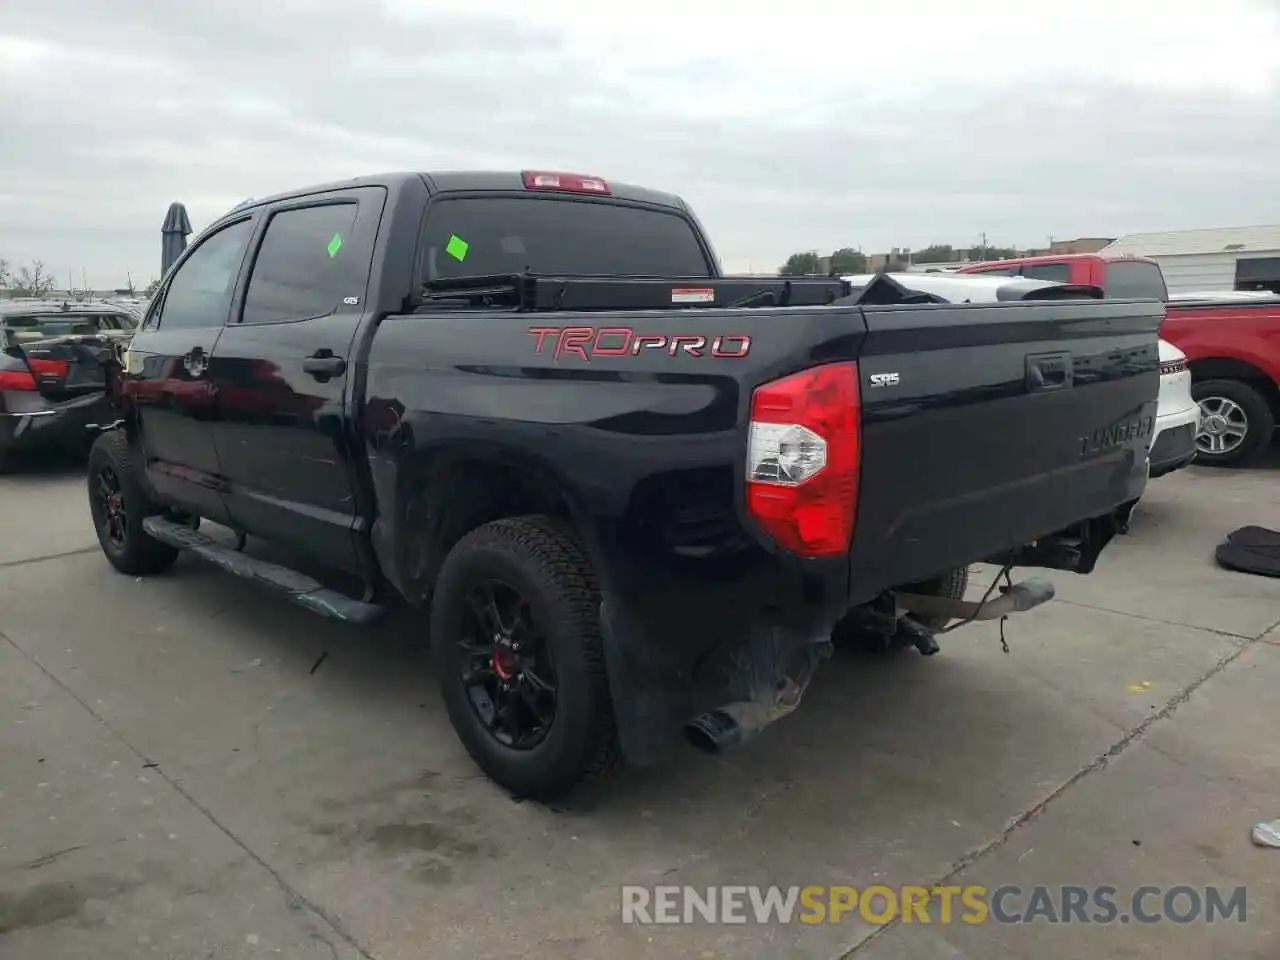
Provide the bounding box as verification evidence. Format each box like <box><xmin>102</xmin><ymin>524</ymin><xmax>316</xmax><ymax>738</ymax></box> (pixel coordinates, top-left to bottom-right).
<box><xmin>1192</xmin><ymin>379</ymin><xmax>1275</xmax><ymax>467</ymax></box>
<box><xmin>87</xmin><ymin>432</ymin><xmax>181</xmax><ymax>576</ymax></box>
<box><xmin>430</xmin><ymin>516</ymin><xmax>620</xmax><ymax>800</ymax></box>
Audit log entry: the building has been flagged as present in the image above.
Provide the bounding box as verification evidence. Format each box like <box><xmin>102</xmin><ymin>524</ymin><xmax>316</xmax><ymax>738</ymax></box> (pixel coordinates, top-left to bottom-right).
<box><xmin>1101</xmin><ymin>225</ymin><xmax>1280</xmax><ymax>295</ymax></box>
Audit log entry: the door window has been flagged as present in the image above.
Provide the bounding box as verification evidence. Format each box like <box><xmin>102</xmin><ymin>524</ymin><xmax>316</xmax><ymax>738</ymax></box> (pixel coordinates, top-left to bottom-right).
<box><xmin>1021</xmin><ymin>263</ymin><xmax>1072</xmax><ymax>283</ymax></box>
<box><xmin>156</xmin><ymin>219</ymin><xmax>255</xmax><ymax>330</ymax></box>
<box><xmin>241</xmin><ymin>203</ymin><xmax>361</xmax><ymax>324</ymax></box>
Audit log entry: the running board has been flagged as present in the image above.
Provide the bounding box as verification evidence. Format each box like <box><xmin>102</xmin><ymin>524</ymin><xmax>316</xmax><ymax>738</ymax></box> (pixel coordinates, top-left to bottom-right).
<box><xmin>142</xmin><ymin>517</ymin><xmax>385</xmax><ymax>625</ymax></box>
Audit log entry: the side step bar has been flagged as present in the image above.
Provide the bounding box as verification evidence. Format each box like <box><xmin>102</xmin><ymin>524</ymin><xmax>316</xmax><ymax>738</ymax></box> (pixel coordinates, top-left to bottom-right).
<box><xmin>142</xmin><ymin>517</ymin><xmax>385</xmax><ymax>625</ymax></box>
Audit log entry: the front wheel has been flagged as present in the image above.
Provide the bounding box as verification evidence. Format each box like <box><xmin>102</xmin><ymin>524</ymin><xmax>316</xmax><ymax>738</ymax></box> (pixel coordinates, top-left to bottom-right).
<box><xmin>429</xmin><ymin>516</ymin><xmax>621</xmax><ymax>800</ymax></box>
<box><xmin>87</xmin><ymin>432</ymin><xmax>181</xmax><ymax>576</ymax></box>
<box><xmin>1192</xmin><ymin>379</ymin><xmax>1275</xmax><ymax>467</ymax></box>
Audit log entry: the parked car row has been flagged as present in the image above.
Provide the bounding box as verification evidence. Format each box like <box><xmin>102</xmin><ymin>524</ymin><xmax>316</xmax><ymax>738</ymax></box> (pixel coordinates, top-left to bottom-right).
<box><xmin>957</xmin><ymin>252</ymin><xmax>1280</xmax><ymax>467</ymax></box>
<box><xmin>0</xmin><ymin>299</ymin><xmax>138</xmax><ymax>472</ymax></box>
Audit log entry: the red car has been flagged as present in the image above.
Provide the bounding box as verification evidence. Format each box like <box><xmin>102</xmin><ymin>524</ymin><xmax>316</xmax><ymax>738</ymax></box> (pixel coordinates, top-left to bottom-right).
<box><xmin>958</xmin><ymin>254</ymin><xmax>1280</xmax><ymax>466</ymax></box>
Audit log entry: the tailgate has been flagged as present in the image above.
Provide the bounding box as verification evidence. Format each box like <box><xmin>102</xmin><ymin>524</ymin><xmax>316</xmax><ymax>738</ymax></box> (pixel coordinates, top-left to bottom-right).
<box><xmin>847</xmin><ymin>298</ymin><xmax>1162</xmax><ymax>596</ymax></box>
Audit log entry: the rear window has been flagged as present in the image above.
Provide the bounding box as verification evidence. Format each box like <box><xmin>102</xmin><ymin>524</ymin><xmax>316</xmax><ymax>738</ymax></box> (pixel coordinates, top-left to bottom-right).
<box><xmin>1021</xmin><ymin>263</ymin><xmax>1072</xmax><ymax>283</ymax></box>
<box><xmin>422</xmin><ymin>196</ymin><xmax>712</xmax><ymax>280</ymax></box>
<box><xmin>0</xmin><ymin>312</ymin><xmax>134</xmax><ymax>338</ymax></box>
<box><xmin>1104</xmin><ymin>261</ymin><xmax>1167</xmax><ymax>300</ymax></box>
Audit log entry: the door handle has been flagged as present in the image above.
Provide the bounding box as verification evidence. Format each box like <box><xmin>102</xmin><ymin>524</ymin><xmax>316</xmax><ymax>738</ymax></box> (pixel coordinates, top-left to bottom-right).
<box><xmin>303</xmin><ymin>350</ymin><xmax>347</xmax><ymax>381</ymax></box>
<box><xmin>1025</xmin><ymin>351</ymin><xmax>1073</xmax><ymax>393</ymax></box>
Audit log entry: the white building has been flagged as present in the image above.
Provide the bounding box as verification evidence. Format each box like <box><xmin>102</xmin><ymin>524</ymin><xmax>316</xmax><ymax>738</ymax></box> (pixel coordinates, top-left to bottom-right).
<box><xmin>1101</xmin><ymin>225</ymin><xmax>1280</xmax><ymax>295</ymax></box>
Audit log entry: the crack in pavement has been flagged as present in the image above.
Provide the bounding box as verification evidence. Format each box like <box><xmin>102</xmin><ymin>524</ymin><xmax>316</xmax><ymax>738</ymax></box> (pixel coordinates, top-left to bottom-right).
<box><xmin>836</xmin><ymin>613</ymin><xmax>1280</xmax><ymax>959</ymax></box>
<box><xmin>0</xmin><ymin>625</ymin><xmax>379</xmax><ymax>960</ymax></box>
<box><xmin>0</xmin><ymin>546</ymin><xmax>100</xmax><ymax>569</ymax></box>
<box><xmin>1051</xmin><ymin>597</ymin><xmax>1262</xmax><ymax>641</ymax></box>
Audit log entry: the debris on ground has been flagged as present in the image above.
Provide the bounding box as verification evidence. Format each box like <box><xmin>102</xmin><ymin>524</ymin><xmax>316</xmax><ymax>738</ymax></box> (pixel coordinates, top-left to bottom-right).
<box><xmin>232</xmin><ymin>658</ymin><xmax>263</xmax><ymax>673</ymax></box>
<box><xmin>1251</xmin><ymin>819</ymin><xmax>1280</xmax><ymax>848</ymax></box>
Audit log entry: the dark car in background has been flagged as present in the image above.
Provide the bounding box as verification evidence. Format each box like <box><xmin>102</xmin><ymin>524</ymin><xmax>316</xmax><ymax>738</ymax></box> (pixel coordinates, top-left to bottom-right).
<box><xmin>0</xmin><ymin>299</ymin><xmax>136</xmax><ymax>472</ymax></box>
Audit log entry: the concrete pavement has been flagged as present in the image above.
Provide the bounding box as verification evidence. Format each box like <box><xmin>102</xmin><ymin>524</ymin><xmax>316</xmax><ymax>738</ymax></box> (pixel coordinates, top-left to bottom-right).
<box><xmin>1</xmin><ymin>456</ymin><xmax>1277</xmax><ymax>959</ymax></box>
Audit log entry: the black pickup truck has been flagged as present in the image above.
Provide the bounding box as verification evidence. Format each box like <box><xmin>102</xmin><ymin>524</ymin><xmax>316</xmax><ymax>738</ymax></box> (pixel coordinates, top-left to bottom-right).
<box><xmin>81</xmin><ymin>170</ymin><xmax>1162</xmax><ymax>799</ymax></box>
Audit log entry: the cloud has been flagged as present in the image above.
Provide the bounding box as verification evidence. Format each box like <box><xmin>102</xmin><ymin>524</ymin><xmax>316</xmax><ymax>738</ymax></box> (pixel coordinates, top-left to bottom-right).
<box><xmin>1</xmin><ymin>0</ymin><xmax>1277</xmax><ymax>282</ymax></box>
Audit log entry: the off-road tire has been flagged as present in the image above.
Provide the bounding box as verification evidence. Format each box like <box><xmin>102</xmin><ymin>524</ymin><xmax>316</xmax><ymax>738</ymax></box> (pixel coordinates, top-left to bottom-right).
<box><xmin>1191</xmin><ymin>378</ymin><xmax>1275</xmax><ymax>468</ymax></box>
<box><xmin>430</xmin><ymin>515</ymin><xmax>621</xmax><ymax>800</ymax></box>
<box><xmin>87</xmin><ymin>431</ymin><xmax>181</xmax><ymax>576</ymax></box>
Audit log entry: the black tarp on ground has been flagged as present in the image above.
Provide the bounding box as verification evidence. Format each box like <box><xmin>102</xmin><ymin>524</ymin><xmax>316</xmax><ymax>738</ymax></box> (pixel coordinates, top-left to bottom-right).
<box><xmin>1215</xmin><ymin>525</ymin><xmax>1280</xmax><ymax>578</ymax></box>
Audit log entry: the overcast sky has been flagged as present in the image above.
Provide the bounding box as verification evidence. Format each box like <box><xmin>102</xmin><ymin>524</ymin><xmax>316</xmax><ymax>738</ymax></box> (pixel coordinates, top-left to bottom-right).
<box><xmin>2</xmin><ymin>0</ymin><xmax>1278</xmax><ymax>284</ymax></box>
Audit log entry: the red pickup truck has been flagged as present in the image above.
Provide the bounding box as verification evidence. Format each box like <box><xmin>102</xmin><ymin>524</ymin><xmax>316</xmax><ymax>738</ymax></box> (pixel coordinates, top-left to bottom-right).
<box><xmin>958</xmin><ymin>253</ymin><xmax>1280</xmax><ymax>466</ymax></box>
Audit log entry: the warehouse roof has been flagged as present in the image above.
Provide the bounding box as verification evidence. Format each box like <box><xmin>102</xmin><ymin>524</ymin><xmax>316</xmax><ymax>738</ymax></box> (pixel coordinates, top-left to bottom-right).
<box><xmin>1103</xmin><ymin>225</ymin><xmax>1280</xmax><ymax>257</ymax></box>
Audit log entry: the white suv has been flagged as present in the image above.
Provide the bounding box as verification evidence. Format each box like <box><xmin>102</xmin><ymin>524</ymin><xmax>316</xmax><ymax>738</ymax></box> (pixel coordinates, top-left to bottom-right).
<box><xmin>1149</xmin><ymin>339</ymin><xmax>1199</xmax><ymax>478</ymax></box>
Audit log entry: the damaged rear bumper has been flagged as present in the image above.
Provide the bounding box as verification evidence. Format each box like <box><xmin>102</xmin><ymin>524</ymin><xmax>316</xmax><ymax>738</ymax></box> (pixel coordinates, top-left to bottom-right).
<box><xmin>593</xmin><ymin>502</ymin><xmax>1130</xmax><ymax>767</ymax></box>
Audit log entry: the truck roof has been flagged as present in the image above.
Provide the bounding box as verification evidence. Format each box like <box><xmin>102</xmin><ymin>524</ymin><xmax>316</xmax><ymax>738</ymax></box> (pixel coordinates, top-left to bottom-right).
<box><xmin>962</xmin><ymin>251</ymin><xmax>1160</xmax><ymax>271</ymax></box>
<box><xmin>225</xmin><ymin>171</ymin><xmax>694</xmax><ymax>218</ymax></box>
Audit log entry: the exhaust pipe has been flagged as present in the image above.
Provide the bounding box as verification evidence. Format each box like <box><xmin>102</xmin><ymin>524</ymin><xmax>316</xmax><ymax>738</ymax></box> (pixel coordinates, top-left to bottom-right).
<box><xmin>896</xmin><ymin>576</ymin><xmax>1055</xmax><ymax>623</ymax></box>
<box><xmin>684</xmin><ymin>673</ymin><xmax>813</xmax><ymax>756</ymax></box>
<box><xmin>684</xmin><ymin>700</ymin><xmax>779</xmax><ymax>755</ymax></box>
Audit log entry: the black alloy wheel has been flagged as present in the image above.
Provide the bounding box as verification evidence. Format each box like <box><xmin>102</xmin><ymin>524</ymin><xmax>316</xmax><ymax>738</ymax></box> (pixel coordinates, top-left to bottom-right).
<box><xmin>458</xmin><ymin>578</ymin><xmax>559</xmax><ymax>750</ymax></box>
<box><xmin>86</xmin><ymin>430</ymin><xmax>181</xmax><ymax>576</ymax></box>
<box><xmin>92</xmin><ymin>463</ymin><xmax>129</xmax><ymax>550</ymax></box>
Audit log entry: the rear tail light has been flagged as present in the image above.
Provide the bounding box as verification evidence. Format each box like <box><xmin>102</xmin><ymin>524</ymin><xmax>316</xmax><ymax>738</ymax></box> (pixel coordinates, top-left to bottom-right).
<box><xmin>521</xmin><ymin>170</ymin><xmax>611</xmax><ymax>196</ymax></box>
<box><xmin>0</xmin><ymin>370</ymin><xmax>36</xmax><ymax>390</ymax></box>
<box><xmin>746</xmin><ymin>361</ymin><xmax>861</xmax><ymax>557</ymax></box>
<box><xmin>0</xmin><ymin>356</ymin><xmax>65</xmax><ymax>391</ymax></box>
<box><xmin>0</xmin><ymin>356</ymin><xmax>35</xmax><ymax>391</ymax></box>
<box><xmin>1158</xmin><ymin>358</ymin><xmax>1187</xmax><ymax>376</ymax></box>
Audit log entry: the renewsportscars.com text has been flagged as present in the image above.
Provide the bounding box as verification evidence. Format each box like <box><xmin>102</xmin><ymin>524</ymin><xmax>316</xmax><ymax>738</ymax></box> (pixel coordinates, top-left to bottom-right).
<box><xmin>621</xmin><ymin>884</ymin><xmax>1247</xmax><ymax>926</ymax></box>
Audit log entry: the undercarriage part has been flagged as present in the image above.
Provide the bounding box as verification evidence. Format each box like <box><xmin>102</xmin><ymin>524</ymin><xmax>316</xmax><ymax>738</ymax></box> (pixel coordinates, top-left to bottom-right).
<box><xmin>996</xmin><ymin>511</ymin><xmax>1125</xmax><ymax>575</ymax></box>
<box><xmin>896</xmin><ymin>576</ymin><xmax>1055</xmax><ymax>622</ymax></box>
<box><xmin>891</xmin><ymin>615</ymin><xmax>941</xmax><ymax>656</ymax></box>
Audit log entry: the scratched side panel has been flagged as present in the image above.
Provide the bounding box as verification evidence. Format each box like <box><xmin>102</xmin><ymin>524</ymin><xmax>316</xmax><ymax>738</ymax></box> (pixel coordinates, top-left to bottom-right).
<box><xmin>361</xmin><ymin>305</ymin><xmax>867</xmax><ymax>533</ymax></box>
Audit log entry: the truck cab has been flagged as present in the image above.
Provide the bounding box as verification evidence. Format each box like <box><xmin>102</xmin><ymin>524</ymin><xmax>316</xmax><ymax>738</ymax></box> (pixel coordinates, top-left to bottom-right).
<box><xmin>958</xmin><ymin>253</ymin><xmax>1169</xmax><ymax>301</ymax></box>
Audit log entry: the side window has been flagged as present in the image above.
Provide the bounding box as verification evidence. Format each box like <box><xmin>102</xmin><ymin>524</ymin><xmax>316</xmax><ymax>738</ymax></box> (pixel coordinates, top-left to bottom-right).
<box><xmin>970</xmin><ymin>265</ymin><xmax>1018</xmax><ymax>276</ymax></box>
<box><xmin>1022</xmin><ymin>263</ymin><xmax>1072</xmax><ymax>283</ymax></box>
<box><xmin>241</xmin><ymin>203</ymin><xmax>361</xmax><ymax>325</ymax></box>
<box><xmin>157</xmin><ymin>219</ymin><xmax>255</xmax><ymax>330</ymax></box>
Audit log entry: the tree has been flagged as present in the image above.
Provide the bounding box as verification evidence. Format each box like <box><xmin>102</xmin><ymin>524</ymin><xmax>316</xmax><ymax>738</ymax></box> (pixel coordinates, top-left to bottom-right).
<box><xmin>11</xmin><ymin>261</ymin><xmax>55</xmax><ymax>297</ymax></box>
<box><xmin>779</xmin><ymin>251</ymin><xmax>822</xmax><ymax>276</ymax></box>
<box><xmin>142</xmin><ymin>278</ymin><xmax>162</xmax><ymax>298</ymax></box>
<box><xmin>912</xmin><ymin>244</ymin><xmax>955</xmax><ymax>264</ymax></box>
<box><xmin>829</xmin><ymin>247</ymin><xmax>867</xmax><ymax>274</ymax></box>
<box><xmin>973</xmin><ymin>245</ymin><xmax>1017</xmax><ymax>262</ymax></box>
<box><xmin>0</xmin><ymin>258</ymin><xmax>10</xmax><ymax>288</ymax></box>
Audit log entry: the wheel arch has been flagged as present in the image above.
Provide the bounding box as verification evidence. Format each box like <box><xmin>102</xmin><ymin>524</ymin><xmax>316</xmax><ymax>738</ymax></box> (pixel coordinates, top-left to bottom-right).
<box><xmin>389</xmin><ymin>446</ymin><xmax>598</xmax><ymax>607</ymax></box>
<box><xmin>1189</xmin><ymin>358</ymin><xmax>1280</xmax><ymax>416</ymax></box>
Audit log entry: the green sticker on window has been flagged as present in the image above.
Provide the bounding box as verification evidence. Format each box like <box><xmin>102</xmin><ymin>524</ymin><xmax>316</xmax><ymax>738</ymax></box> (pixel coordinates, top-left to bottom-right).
<box><xmin>327</xmin><ymin>233</ymin><xmax>343</xmax><ymax>258</ymax></box>
<box><xmin>445</xmin><ymin>234</ymin><xmax>469</xmax><ymax>262</ymax></box>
